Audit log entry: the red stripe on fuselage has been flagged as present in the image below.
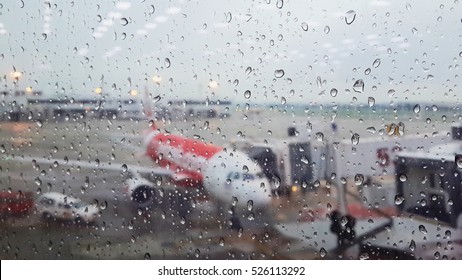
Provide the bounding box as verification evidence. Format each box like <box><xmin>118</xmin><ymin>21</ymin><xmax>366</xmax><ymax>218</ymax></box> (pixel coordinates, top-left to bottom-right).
<box><xmin>152</xmin><ymin>134</ymin><xmax>222</xmax><ymax>159</ymax></box>
<box><xmin>145</xmin><ymin>133</ymin><xmax>222</xmax><ymax>187</ymax></box>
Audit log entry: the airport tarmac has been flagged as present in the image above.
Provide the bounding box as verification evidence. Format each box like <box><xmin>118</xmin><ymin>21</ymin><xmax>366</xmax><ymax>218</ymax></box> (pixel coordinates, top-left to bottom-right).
<box><xmin>0</xmin><ymin>110</ymin><xmax>458</xmax><ymax>259</ymax></box>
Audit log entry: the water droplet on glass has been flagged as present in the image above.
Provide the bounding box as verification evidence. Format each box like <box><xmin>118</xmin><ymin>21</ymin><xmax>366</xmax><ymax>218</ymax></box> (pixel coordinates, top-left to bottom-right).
<box><xmin>245</xmin><ymin>66</ymin><xmax>252</xmax><ymax>75</ymax></box>
<box><xmin>405</xmin><ymin>3</ymin><xmax>412</xmax><ymax>11</ymax></box>
<box><xmin>455</xmin><ymin>154</ymin><xmax>462</xmax><ymax>169</ymax></box>
<box><xmin>388</xmin><ymin>89</ymin><xmax>396</xmax><ymax>97</ymax></box>
<box><xmin>399</xmin><ymin>174</ymin><xmax>407</xmax><ymax>182</ymax></box>
<box><xmin>345</xmin><ymin>10</ymin><xmax>356</xmax><ymax>25</ymax></box>
<box><xmin>35</xmin><ymin>178</ymin><xmax>42</xmax><ymax>186</ymax></box>
<box><xmin>164</xmin><ymin>58</ymin><xmax>171</xmax><ymax>68</ymax></box>
<box><xmin>394</xmin><ymin>195</ymin><xmax>405</xmax><ymax>205</ymax></box>
<box><xmin>281</xmin><ymin>97</ymin><xmax>286</xmax><ymax>105</ymax></box>
<box><xmin>364</xmin><ymin>68</ymin><xmax>371</xmax><ymax>75</ymax></box>
<box><xmin>276</xmin><ymin>0</ymin><xmax>284</xmax><ymax>9</ymax></box>
<box><xmin>324</xmin><ymin>26</ymin><xmax>330</xmax><ymax>34</ymax></box>
<box><xmin>42</xmin><ymin>33</ymin><xmax>47</xmax><ymax>40</ymax></box>
<box><xmin>247</xmin><ymin>200</ymin><xmax>253</xmax><ymax>211</ymax></box>
<box><xmin>244</xmin><ymin>90</ymin><xmax>251</xmax><ymax>99</ymax></box>
<box><xmin>354</xmin><ymin>174</ymin><xmax>364</xmax><ymax>186</ymax></box>
<box><xmin>226</xmin><ymin>12</ymin><xmax>232</xmax><ymax>23</ymax></box>
<box><xmin>351</xmin><ymin>133</ymin><xmax>360</xmax><ymax>145</ymax></box>
<box><xmin>419</xmin><ymin>225</ymin><xmax>428</xmax><ymax>234</ymax></box>
<box><xmin>232</xmin><ymin>196</ymin><xmax>238</xmax><ymax>206</ymax></box>
<box><xmin>274</xmin><ymin>69</ymin><xmax>285</xmax><ymax>78</ymax></box>
<box><xmin>413</xmin><ymin>104</ymin><xmax>421</xmax><ymax>113</ymax></box>
<box><xmin>409</xmin><ymin>239</ymin><xmax>416</xmax><ymax>251</ymax></box>
<box><xmin>352</xmin><ymin>79</ymin><xmax>364</xmax><ymax>93</ymax></box>
<box><xmin>315</xmin><ymin>132</ymin><xmax>324</xmax><ymax>142</ymax></box>
<box><xmin>121</xmin><ymin>164</ymin><xmax>128</xmax><ymax>172</ymax></box>
<box><xmin>301</xmin><ymin>22</ymin><xmax>309</xmax><ymax>31</ymax></box>
<box><xmin>319</xmin><ymin>247</ymin><xmax>327</xmax><ymax>257</ymax></box>
<box><xmin>121</xmin><ymin>18</ymin><xmax>129</xmax><ymax>26</ymax></box>
<box><xmin>330</xmin><ymin>88</ymin><xmax>338</xmax><ymax>97</ymax></box>
<box><xmin>368</xmin><ymin>97</ymin><xmax>375</xmax><ymax>107</ymax></box>
<box><xmin>372</xmin><ymin>58</ymin><xmax>381</xmax><ymax>68</ymax></box>
<box><xmin>359</xmin><ymin>253</ymin><xmax>369</xmax><ymax>260</ymax></box>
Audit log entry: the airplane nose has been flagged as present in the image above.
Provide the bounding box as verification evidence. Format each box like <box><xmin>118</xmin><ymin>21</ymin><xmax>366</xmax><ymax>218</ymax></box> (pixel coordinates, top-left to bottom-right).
<box><xmin>247</xmin><ymin>180</ymin><xmax>272</xmax><ymax>208</ymax></box>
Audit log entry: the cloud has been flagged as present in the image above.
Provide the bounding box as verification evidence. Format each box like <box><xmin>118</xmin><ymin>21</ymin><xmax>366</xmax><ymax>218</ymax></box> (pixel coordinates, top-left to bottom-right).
<box><xmin>369</xmin><ymin>1</ymin><xmax>391</xmax><ymax>7</ymax></box>
<box><xmin>398</xmin><ymin>42</ymin><xmax>411</xmax><ymax>49</ymax></box>
<box><xmin>390</xmin><ymin>36</ymin><xmax>404</xmax><ymax>43</ymax></box>
<box><xmin>213</xmin><ymin>22</ymin><xmax>229</xmax><ymax>28</ymax></box>
<box><xmin>145</xmin><ymin>23</ymin><xmax>157</xmax><ymax>30</ymax></box>
<box><xmin>77</xmin><ymin>48</ymin><xmax>89</xmax><ymax>56</ymax></box>
<box><xmin>115</xmin><ymin>2</ymin><xmax>131</xmax><ymax>10</ymax></box>
<box><xmin>136</xmin><ymin>29</ymin><xmax>148</xmax><ymax>35</ymax></box>
<box><xmin>166</xmin><ymin>7</ymin><xmax>182</xmax><ymax>15</ymax></box>
<box><xmin>103</xmin><ymin>46</ymin><xmax>122</xmax><ymax>58</ymax></box>
<box><xmin>155</xmin><ymin>16</ymin><xmax>169</xmax><ymax>23</ymax></box>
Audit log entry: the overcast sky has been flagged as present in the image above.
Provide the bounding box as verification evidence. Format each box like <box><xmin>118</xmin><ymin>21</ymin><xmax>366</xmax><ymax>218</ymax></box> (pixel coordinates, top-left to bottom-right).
<box><xmin>0</xmin><ymin>0</ymin><xmax>461</xmax><ymax>105</ymax></box>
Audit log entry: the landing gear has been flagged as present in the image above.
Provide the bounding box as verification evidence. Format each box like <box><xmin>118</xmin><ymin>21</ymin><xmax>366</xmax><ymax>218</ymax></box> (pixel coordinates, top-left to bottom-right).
<box><xmin>229</xmin><ymin>206</ymin><xmax>242</xmax><ymax>231</ymax></box>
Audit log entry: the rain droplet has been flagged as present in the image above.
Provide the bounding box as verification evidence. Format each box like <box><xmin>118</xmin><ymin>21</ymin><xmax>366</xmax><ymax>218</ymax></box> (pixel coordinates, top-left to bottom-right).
<box><xmin>276</xmin><ymin>0</ymin><xmax>284</xmax><ymax>9</ymax></box>
<box><xmin>359</xmin><ymin>253</ymin><xmax>369</xmax><ymax>260</ymax></box>
<box><xmin>274</xmin><ymin>69</ymin><xmax>285</xmax><ymax>78</ymax></box>
<box><xmin>121</xmin><ymin>164</ymin><xmax>128</xmax><ymax>172</ymax></box>
<box><xmin>354</xmin><ymin>174</ymin><xmax>364</xmax><ymax>185</ymax></box>
<box><xmin>388</xmin><ymin>89</ymin><xmax>396</xmax><ymax>97</ymax></box>
<box><xmin>245</xmin><ymin>66</ymin><xmax>252</xmax><ymax>75</ymax></box>
<box><xmin>413</xmin><ymin>104</ymin><xmax>421</xmax><ymax>113</ymax></box>
<box><xmin>409</xmin><ymin>239</ymin><xmax>416</xmax><ymax>251</ymax></box>
<box><xmin>372</xmin><ymin>58</ymin><xmax>381</xmax><ymax>68</ymax></box>
<box><xmin>399</xmin><ymin>174</ymin><xmax>407</xmax><ymax>182</ymax></box>
<box><xmin>247</xmin><ymin>200</ymin><xmax>253</xmax><ymax>211</ymax></box>
<box><xmin>243</xmin><ymin>165</ymin><xmax>249</xmax><ymax>173</ymax></box>
<box><xmin>324</xmin><ymin>26</ymin><xmax>330</xmax><ymax>34</ymax></box>
<box><xmin>42</xmin><ymin>33</ymin><xmax>47</xmax><ymax>40</ymax></box>
<box><xmin>352</xmin><ymin>79</ymin><xmax>364</xmax><ymax>93</ymax></box>
<box><xmin>364</xmin><ymin>68</ymin><xmax>371</xmax><ymax>75</ymax></box>
<box><xmin>301</xmin><ymin>22</ymin><xmax>309</xmax><ymax>31</ymax></box>
<box><xmin>419</xmin><ymin>225</ymin><xmax>428</xmax><ymax>234</ymax></box>
<box><xmin>405</xmin><ymin>3</ymin><xmax>412</xmax><ymax>11</ymax></box>
<box><xmin>121</xmin><ymin>18</ymin><xmax>129</xmax><ymax>26</ymax></box>
<box><xmin>319</xmin><ymin>247</ymin><xmax>327</xmax><ymax>257</ymax></box>
<box><xmin>281</xmin><ymin>97</ymin><xmax>286</xmax><ymax>105</ymax></box>
<box><xmin>315</xmin><ymin>132</ymin><xmax>324</xmax><ymax>142</ymax></box>
<box><xmin>226</xmin><ymin>12</ymin><xmax>232</xmax><ymax>23</ymax></box>
<box><xmin>164</xmin><ymin>58</ymin><xmax>171</xmax><ymax>68</ymax></box>
<box><xmin>455</xmin><ymin>154</ymin><xmax>462</xmax><ymax>169</ymax></box>
<box><xmin>368</xmin><ymin>97</ymin><xmax>375</xmax><ymax>107</ymax></box>
<box><xmin>345</xmin><ymin>10</ymin><xmax>356</xmax><ymax>25</ymax></box>
<box><xmin>351</xmin><ymin>133</ymin><xmax>360</xmax><ymax>145</ymax></box>
<box><xmin>330</xmin><ymin>88</ymin><xmax>338</xmax><ymax>97</ymax></box>
<box><xmin>394</xmin><ymin>195</ymin><xmax>405</xmax><ymax>205</ymax></box>
<box><xmin>232</xmin><ymin>196</ymin><xmax>238</xmax><ymax>206</ymax></box>
<box><xmin>316</xmin><ymin>76</ymin><xmax>322</xmax><ymax>88</ymax></box>
<box><xmin>244</xmin><ymin>90</ymin><xmax>251</xmax><ymax>99</ymax></box>
<box><xmin>219</xmin><ymin>238</ymin><xmax>225</xmax><ymax>246</ymax></box>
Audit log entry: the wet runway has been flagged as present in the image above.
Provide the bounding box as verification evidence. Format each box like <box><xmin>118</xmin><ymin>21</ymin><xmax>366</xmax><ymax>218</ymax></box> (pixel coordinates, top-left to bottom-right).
<box><xmin>0</xmin><ymin>111</ymin><xmax>456</xmax><ymax>259</ymax></box>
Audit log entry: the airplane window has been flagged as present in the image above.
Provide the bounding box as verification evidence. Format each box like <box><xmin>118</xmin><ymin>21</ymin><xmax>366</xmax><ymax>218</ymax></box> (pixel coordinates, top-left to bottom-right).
<box><xmin>1</xmin><ymin>0</ymin><xmax>461</xmax><ymax>261</ymax></box>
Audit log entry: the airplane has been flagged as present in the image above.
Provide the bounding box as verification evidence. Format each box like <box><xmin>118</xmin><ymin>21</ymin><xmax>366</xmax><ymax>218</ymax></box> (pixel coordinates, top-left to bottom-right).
<box><xmin>11</xmin><ymin>92</ymin><xmax>273</xmax><ymax>227</ymax></box>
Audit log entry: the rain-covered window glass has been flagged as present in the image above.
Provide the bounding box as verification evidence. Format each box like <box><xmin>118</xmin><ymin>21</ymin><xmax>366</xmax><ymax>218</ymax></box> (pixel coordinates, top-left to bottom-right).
<box><xmin>1</xmin><ymin>0</ymin><xmax>461</xmax><ymax>260</ymax></box>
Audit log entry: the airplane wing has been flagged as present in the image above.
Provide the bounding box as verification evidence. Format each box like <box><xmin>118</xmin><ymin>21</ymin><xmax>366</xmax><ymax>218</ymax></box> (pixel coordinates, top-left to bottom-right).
<box><xmin>10</xmin><ymin>155</ymin><xmax>174</xmax><ymax>178</ymax></box>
